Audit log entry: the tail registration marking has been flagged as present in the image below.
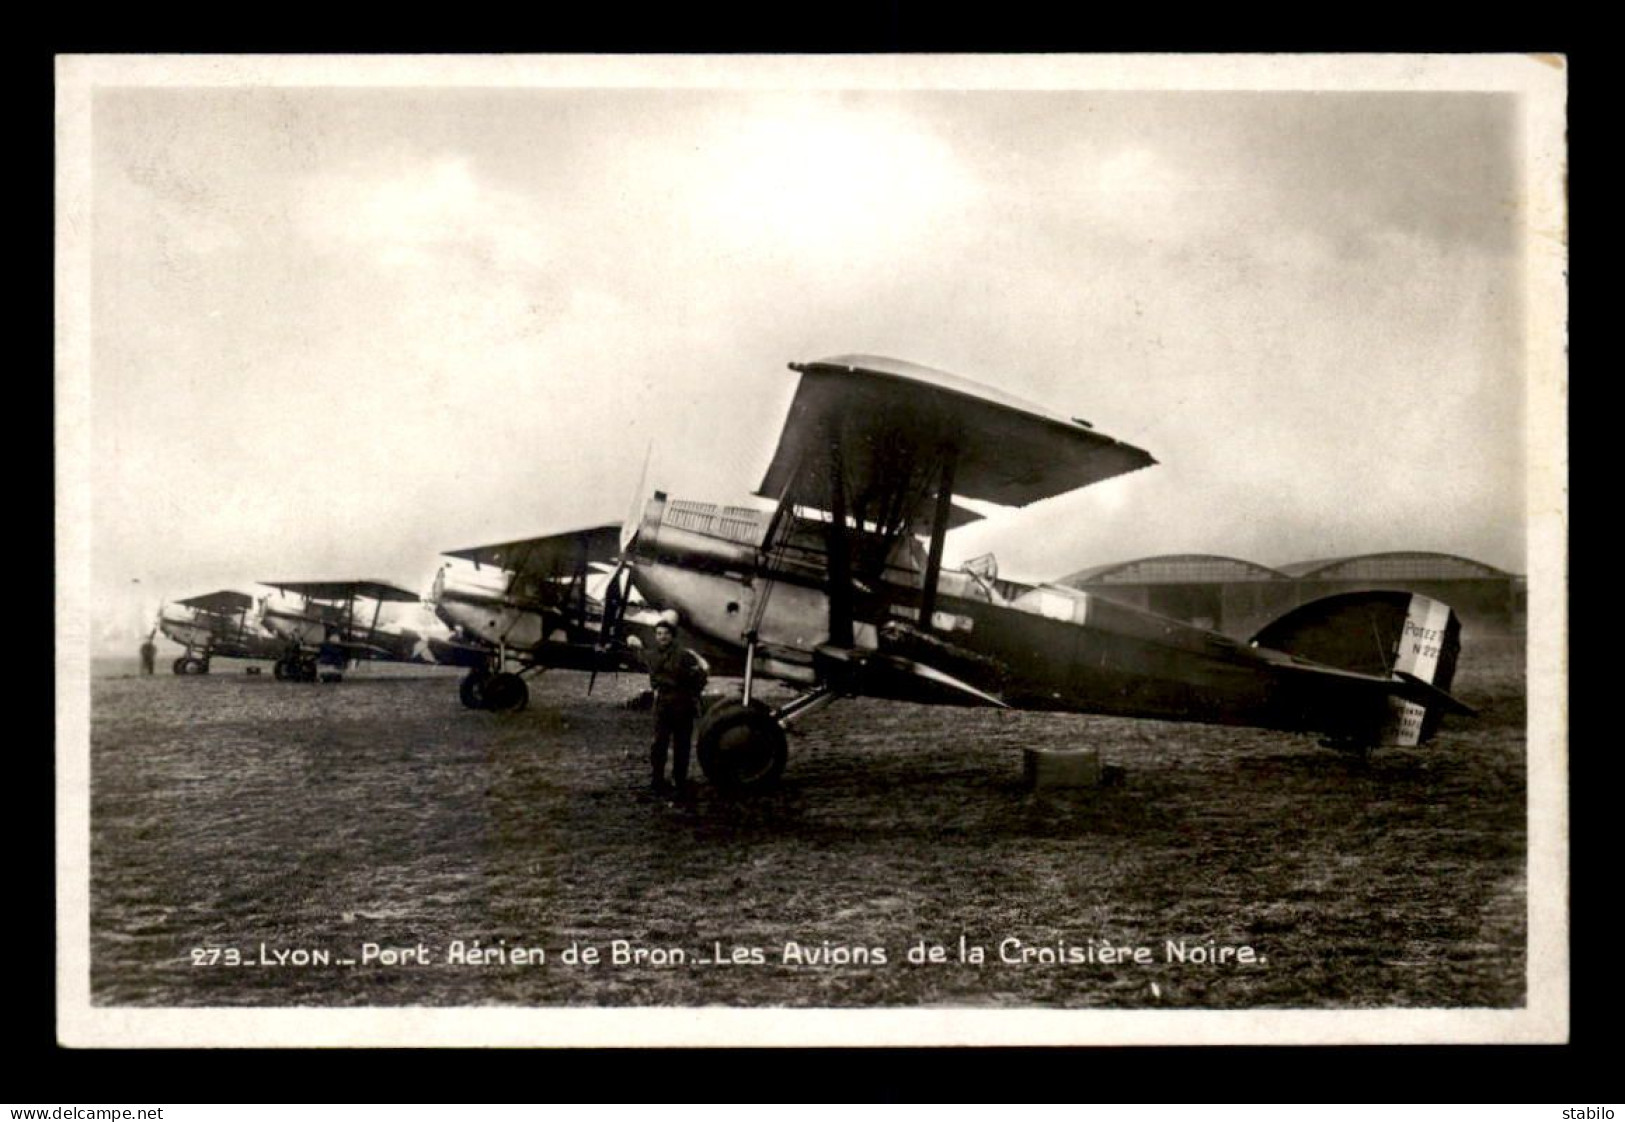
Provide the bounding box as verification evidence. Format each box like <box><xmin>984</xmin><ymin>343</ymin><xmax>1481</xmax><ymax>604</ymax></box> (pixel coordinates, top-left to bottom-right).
<box><xmin>1383</xmin><ymin>596</ymin><xmax>1453</xmax><ymax>746</ymax></box>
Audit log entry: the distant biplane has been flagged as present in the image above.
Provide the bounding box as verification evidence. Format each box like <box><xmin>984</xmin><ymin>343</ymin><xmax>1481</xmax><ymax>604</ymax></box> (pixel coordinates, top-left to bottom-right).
<box><xmin>430</xmin><ymin>524</ymin><xmax>629</xmax><ymax>711</ymax></box>
<box><xmin>612</xmin><ymin>355</ymin><xmax>1474</xmax><ymax>792</ymax></box>
<box><xmin>157</xmin><ymin>589</ymin><xmax>285</xmax><ymax>674</ymax></box>
<box><xmin>258</xmin><ymin>579</ymin><xmax>480</xmax><ymax>682</ymax></box>
<box><xmin>431</xmin><ymin>523</ymin><xmax>739</xmax><ymax>711</ymax></box>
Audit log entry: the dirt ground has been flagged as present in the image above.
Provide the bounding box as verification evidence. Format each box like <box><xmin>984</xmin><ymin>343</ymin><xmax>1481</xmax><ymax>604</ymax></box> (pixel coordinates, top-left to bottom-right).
<box><xmin>86</xmin><ymin>641</ymin><xmax>1528</xmax><ymax>1008</ymax></box>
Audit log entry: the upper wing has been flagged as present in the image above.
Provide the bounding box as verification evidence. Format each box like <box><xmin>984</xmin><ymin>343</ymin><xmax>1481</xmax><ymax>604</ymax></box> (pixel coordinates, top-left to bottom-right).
<box><xmin>756</xmin><ymin>356</ymin><xmax>1156</xmax><ymax>516</ymax></box>
<box><xmin>176</xmin><ymin>589</ymin><xmax>255</xmax><ymax>614</ymax></box>
<box><xmin>260</xmin><ymin>579</ymin><xmax>422</xmax><ymax>603</ymax></box>
<box><xmin>442</xmin><ymin>523</ymin><xmax>623</xmax><ymax>578</ymax></box>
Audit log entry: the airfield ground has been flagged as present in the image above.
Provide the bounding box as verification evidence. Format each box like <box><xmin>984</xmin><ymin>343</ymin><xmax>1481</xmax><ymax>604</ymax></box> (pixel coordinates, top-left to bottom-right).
<box><xmin>86</xmin><ymin>641</ymin><xmax>1528</xmax><ymax>1009</ymax></box>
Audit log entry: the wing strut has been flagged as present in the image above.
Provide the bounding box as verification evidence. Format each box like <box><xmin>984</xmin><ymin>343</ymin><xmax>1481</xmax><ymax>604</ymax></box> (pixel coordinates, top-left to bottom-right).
<box><xmin>740</xmin><ymin>458</ymin><xmax>804</xmax><ymax>708</ymax></box>
<box><xmin>575</xmin><ymin>551</ymin><xmax>590</xmax><ymax>637</ymax></box>
<box><xmin>825</xmin><ymin>427</ymin><xmax>854</xmax><ymax>649</ymax></box>
<box><xmin>366</xmin><ymin>592</ymin><xmax>383</xmax><ymax>641</ymax></box>
<box><xmin>917</xmin><ymin>446</ymin><xmax>959</xmax><ymax>631</ymax></box>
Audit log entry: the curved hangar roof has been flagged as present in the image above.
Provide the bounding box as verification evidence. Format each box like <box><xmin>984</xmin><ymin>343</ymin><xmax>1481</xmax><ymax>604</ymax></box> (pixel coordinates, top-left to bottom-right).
<box><xmin>1063</xmin><ymin>551</ymin><xmax>1514</xmax><ymax>586</ymax></box>
<box><xmin>1278</xmin><ymin>551</ymin><xmax>1513</xmax><ymax>581</ymax></box>
<box><xmin>1064</xmin><ymin>554</ymin><xmax>1291</xmax><ymax>585</ymax></box>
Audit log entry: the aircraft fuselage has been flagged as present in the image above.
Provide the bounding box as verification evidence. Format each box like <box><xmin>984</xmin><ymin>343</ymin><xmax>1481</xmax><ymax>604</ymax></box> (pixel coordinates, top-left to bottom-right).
<box><xmin>259</xmin><ymin>602</ymin><xmax>436</xmax><ymax>664</ymax></box>
<box><xmin>629</xmin><ymin>499</ymin><xmax>1445</xmax><ymax>745</ymax></box>
<box><xmin>158</xmin><ymin>606</ymin><xmax>284</xmax><ymax>661</ymax></box>
<box><xmin>430</xmin><ymin>564</ymin><xmax>572</xmax><ymax>653</ymax></box>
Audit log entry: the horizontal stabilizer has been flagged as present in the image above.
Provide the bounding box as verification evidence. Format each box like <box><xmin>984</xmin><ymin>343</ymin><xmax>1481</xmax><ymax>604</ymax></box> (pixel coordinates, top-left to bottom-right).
<box><xmin>1394</xmin><ymin>671</ymin><xmax>1477</xmax><ymax>717</ymax></box>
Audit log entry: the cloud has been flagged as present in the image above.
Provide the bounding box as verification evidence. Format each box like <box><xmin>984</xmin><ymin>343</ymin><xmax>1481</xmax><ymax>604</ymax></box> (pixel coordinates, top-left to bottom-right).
<box><xmin>295</xmin><ymin>153</ymin><xmax>554</xmax><ymax>274</ymax></box>
<box><xmin>677</xmin><ymin>97</ymin><xmax>983</xmax><ymax>267</ymax></box>
<box><xmin>86</xmin><ymin>87</ymin><xmax>1531</xmax><ymax>652</ymax></box>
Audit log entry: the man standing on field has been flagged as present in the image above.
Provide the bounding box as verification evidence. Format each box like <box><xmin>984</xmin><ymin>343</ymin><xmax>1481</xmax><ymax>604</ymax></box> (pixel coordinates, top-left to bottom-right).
<box><xmin>645</xmin><ymin>610</ymin><xmax>707</xmax><ymax>798</ymax></box>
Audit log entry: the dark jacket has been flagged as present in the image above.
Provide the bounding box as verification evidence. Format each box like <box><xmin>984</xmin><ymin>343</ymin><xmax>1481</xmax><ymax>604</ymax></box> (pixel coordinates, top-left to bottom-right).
<box><xmin>646</xmin><ymin>643</ymin><xmax>706</xmax><ymax>707</ymax></box>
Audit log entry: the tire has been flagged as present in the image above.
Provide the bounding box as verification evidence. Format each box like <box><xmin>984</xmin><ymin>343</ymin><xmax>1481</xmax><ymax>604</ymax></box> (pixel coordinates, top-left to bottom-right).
<box><xmin>297</xmin><ymin>659</ymin><xmax>319</xmax><ymax>683</ymax></box>
<box><xmin>172</xmin><ymin>657</ymin><xmax>188</xmax><ymax>676</ymax></box>
<box><xmin>180</xmin><ymin>657</ymin><xmax>207</xmax><ymax>675</ymax></box>
<box><xmin>197</xmin><ymin>659</ymin><xmax>211</xmax><ymax>675</ymax></box>
<box><xmin>484</xmin><ymin>672</ymin><xmax>528</xmax><ymax>713</ymax></box>
<box><xmin>272</xmin><ymin>658</ymin><xmax>290</xmax><ymax>681</ymax></box>
<box><xmin>696</xmin><ymin>701</ymin><xmax>788</xmax><ymax>793</ymax></box>
<box><xmin>459</xmin><ymin>670</ymin><xmax>491</xmax><ymax>710</ymax></box>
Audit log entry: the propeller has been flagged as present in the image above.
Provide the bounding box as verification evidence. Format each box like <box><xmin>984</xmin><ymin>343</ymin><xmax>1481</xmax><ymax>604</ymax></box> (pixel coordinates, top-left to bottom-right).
<box><xmin>621</xmin><ymin>439</ymin><xmax>653</xmax><ymax>555</ymax></box>
<box><xmin>589</xmin><ymin>558</ymin><xmax>637</xmax><ymax>696</ymax></box>
<box><xmin>590</xmin><ymin>443</ymin><xmax>654</xmax><ymax>696</ymax></box>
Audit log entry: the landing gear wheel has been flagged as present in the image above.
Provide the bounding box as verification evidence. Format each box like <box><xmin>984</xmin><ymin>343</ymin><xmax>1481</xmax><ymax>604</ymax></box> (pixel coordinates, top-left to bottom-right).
<box><xmin>459</xmin><ymin>670</ymin><xmax>491</xmax><ymax>710</ymax></box>
<box><xmin>195</xmin><ymin>658</ymin><xmax>211</xmax><ymax>675</ymax></box>
<box><xmin>483</xmin><ymin>672</ymin><xmax>528</xmax><ymax>713</ymax></box>
<box><xmin>697</xmin><ymin>701</ymin><xmax>788</xmax><ymax>793</ymax></box>
<box><xmin>178</xmin><ymin>657</ymin><xmax>208</xmax><ymax>675</ymax></box>
<box><xmin>172</xmin><ymin>657</ymin><xmax>188</xmax><ymax>676</ymax></box>
<box><xmin>273</xmin><ymin>658</ymin><xmax>291</xmax><ymax>681</ymax></box>
<box><xmin>296</xmin><ymin>658</ymin><xmax>319</xmax><ymax>683</ymax></box>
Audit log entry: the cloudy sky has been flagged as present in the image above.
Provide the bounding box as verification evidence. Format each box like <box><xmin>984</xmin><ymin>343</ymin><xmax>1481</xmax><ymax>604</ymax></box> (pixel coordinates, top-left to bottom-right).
<box><xmin>68</xmin><ymin>58</ymin><xmax>1561</xmax><ymax>652</ymax></box>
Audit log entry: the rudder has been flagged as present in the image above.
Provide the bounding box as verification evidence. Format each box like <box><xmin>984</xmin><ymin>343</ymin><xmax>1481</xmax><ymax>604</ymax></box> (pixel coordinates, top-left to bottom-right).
<box><xmin>1382</xmin><ymin>594</ymin><xmax>1463</xmax><ymax>744</ymax></box>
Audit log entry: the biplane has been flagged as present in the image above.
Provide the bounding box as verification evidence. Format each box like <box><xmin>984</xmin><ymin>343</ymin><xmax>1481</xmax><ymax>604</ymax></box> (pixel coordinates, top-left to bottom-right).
<box><xmin>257</xmin><ymin>579</ymin><xmax>477</xmax><ymax>682</ymax></box>
<box><xmin>614</xmin><ymin>354</ymin><xmax>1474</xmax><ymax>792</ymax></box>
<box><xmin>156</xmin><ymin>589</ymin><xmax>286</xmax><ymax>674</ymax></box>
<box><xmin>430</xmin><ymin>524</ymin><xmax>630</xmax><ymax>711</ymax></box>
<box><xmin>431</xmin><ymin>523</ymin><xmax>739</xmax><ymax>711</ymax></box>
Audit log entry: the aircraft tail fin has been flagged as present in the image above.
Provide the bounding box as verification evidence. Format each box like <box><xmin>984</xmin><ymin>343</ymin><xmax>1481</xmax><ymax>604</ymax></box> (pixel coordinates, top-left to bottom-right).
<box><xmin>1251</xmin><ymin>590</ymin><xmax>1466</xmax><ymax>746</ymax></box>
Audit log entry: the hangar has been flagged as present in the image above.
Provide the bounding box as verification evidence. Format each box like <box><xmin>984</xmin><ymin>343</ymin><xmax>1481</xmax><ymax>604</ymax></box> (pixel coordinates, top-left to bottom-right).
<box><xmin>1059</xmin><ymin>554</ymin><xmax>1299</xmax><ymax>635</ymax></box>
<box><xmin>1276</xmin><ymin>552</ymin><xmax>1525</xmax><ymax>639</ymax></box>
<box><xmin>1059</xmin><ymin>550</ymin><xmax>1523</xmax><ymax>642</ymax></box>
